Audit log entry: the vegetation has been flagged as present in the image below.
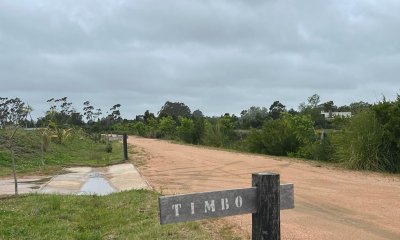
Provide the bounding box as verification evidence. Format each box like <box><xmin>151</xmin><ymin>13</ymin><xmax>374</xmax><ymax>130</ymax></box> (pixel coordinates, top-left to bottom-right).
<box><xmin>332</xmin><ymin>110</ymin><xmax>387</xmax><ymax>170</ymax></box>
<box><xmin>2</xmin><ymin>95</ymin><xmax>400</xmax><ymax>174</ymax></box>
<box><xmin>0</xmin><ymin>191</ymin><xmax>240</xmax><ymax>240</ymax></box>
<box><xmin>0</xmin><ymin>129</ymin><xmax>123</xmax><ymax>177</ymax></box>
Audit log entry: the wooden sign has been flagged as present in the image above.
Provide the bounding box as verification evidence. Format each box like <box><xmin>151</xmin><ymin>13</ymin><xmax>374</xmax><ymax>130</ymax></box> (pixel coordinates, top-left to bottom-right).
<box><xmin>159</xmin><ymin>184</ymin><xmax>293</xmax><ymax>224</ymax></box>
<box><xmin>159</xmin><ymin>173</ymin><xmax>294</xmax><ymax>240</ymax></box>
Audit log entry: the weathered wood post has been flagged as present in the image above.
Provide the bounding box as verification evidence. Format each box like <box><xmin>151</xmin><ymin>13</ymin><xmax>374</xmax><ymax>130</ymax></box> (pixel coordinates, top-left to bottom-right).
<box><xmin>159</xmin><ymin>172</ymin><xmax>292</xmax><ymax>239</ymax></box>
<box><xmin>123</xmin><ymin>133</ymin><xmax>128</xmax><ymax>161</ymax></box>
<box><xmin>252</xmin><ymin>172</ymin><xmax>280</xmax><ymax>240</ymax></box>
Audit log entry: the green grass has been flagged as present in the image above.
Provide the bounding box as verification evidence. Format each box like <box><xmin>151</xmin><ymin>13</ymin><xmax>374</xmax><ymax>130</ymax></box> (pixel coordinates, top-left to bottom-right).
<box><xmin>0</xmin><ymin>190</ymin><xmax>240</xmax><ymax>240</ymax></box>
<box><xmin>0</xmin><ymin>130</ymin><xmax>124</xmax><ymax>177</ymax></box>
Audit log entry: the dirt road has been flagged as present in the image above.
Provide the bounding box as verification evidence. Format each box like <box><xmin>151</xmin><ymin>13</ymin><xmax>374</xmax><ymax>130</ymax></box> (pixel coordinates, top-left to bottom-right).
<box><xmin>128</xmin><ymin>136</ymin><xmax>400</xmax><ymax>240</ymax></box>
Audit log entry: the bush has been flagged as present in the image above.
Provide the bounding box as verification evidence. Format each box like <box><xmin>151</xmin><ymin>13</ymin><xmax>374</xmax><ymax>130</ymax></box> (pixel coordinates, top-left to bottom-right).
<box><xmin>159</xmin><ymin>117</ymin><xmax>176</xmax><ymax>139</ymax></box>
<box><xmin>245</xmin><ymin>119</ymin><xmax>299</xmax><ymax>156</ymax></box>
<box><xmin>133</xmin><ymin>122</ymin><xmax>147</xmax><ymax>137</ymax></box>
<box><xmin>105</xmin><ymin>142</ymin><xmax>113</xmax><ymax>153</ymax></box>
<box><xmin>332</xmin><ymin>110</ymin><xmax>390</xmax><ymax>171</ymax></box>
<box><xmin>372</xmin><ymin>97</ymin><xmax>400</xmax><ymax>172</ymax></box>
<box><xmin>202</xmin><ymin>116</ymin><xmax>236</xmax><ymax>148</ymax></box>
<box><xmin>294</xmin><ymin>137</ymin><xmax>333</xmax><ymax>161</ymax></box>
<box><xmin>192</xmin><ymin>116</ymin><xmax>205</xmax><ymax>144</ymax></box>
<box><xmin>202</xmin><ymin>121</ymin><xmax>226</xmax><ymax>147</ymax></box>
<box><xmin>177</xmin><ymin>117</ymin><xmax>195</xmax><ymax>143</ymax></box>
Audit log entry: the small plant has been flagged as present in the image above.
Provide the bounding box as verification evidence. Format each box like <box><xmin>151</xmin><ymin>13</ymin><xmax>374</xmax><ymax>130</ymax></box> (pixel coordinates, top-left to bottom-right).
<box><xmin>105</xmin><ymin>142</ymin><xmax>113</xmax><ymax>153</ymax></box>
<box><xmin>47</xmin><ymin>121</ymin><xmax>72</xmax><ymax>144</ymax></box>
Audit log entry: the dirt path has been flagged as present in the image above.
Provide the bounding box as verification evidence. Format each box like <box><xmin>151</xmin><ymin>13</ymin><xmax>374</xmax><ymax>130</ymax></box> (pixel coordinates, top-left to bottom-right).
<box><xmin>128</xmin><ymin>136</ymin><xmax>400</xmax><ymax>240</ymax></box>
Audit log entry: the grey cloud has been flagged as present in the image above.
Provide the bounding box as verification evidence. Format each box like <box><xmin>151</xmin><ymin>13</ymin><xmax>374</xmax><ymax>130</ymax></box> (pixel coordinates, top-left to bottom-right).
<box><xmin>1</xmin><ymin>0</ymin><xmax>399</xmax><ymax>119</ymax></box>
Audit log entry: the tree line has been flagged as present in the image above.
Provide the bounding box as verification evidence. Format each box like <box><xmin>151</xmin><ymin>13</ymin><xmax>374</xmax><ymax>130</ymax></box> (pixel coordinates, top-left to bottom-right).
<box><xmin>1</xmin><ymin>94</ymin><xmax>399</xmax><ymax>173</ymax></box>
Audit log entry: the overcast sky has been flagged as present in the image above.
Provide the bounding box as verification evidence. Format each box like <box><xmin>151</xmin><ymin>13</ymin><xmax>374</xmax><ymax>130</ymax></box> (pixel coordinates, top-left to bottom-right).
<box><xmin>1</xmin><ymin>0</ymin><xmax>399</xmax><ymax>119</ymax></box>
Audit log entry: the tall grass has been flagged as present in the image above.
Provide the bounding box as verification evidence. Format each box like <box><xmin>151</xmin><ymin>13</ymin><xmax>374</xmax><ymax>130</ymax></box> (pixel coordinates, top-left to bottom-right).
<box><xmin>332</xmin><ymin>110</ymin><xmax>390</xmax><ymax>171</ymax></box>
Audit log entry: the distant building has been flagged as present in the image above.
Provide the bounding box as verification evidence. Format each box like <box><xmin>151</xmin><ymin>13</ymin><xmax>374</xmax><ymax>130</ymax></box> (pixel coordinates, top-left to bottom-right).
<box><xmin>321</xmin><ymin>111</ymin><xmax>352</xmax><ymax>119</ymax></box>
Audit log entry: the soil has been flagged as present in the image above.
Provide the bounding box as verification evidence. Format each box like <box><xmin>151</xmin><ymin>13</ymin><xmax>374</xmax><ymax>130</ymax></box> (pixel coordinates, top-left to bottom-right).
<box><xmin>128</xmin><ymin>136</ymin><xmax>400</xmax><ymax>240</ymax></box>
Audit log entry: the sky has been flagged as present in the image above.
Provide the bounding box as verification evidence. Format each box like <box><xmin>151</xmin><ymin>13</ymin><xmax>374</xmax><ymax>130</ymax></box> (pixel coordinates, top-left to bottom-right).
<box><xmin>1</xmin><ymin>0</ymin><xmax>399</xmax><ymax>120</ymax></box>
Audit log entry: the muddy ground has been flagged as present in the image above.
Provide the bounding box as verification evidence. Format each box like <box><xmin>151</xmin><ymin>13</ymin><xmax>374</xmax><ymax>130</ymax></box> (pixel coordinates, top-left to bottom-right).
<box><xmin>128</xmin><ymin>136</ymin><xmax>400</xmax><ymax>240</ymax></box>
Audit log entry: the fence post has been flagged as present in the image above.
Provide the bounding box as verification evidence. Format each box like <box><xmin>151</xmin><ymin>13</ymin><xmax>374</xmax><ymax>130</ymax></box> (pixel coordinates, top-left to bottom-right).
<box><xmin>252</xmin><ymin>173</ymin><xmax>280</xmax><ymax>240</ymax></box>
<box><xmin>123</xmin><ymin>133</ymin><xmax>128</xmax><ymax>161</ymax></box>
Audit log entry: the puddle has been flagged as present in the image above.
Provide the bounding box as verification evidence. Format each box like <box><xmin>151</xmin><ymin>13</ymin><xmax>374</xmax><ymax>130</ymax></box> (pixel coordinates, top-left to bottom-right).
<box><xmin>78</xmin><ymin>172</ymin><xmax>115</xmax><ymax>196</ymax></box>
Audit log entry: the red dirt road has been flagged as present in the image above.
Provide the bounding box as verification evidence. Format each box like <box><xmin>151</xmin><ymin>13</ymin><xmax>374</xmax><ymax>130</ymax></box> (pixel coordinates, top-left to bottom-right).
<box><xmin>128</xmin><ymin>136</ymin><xmax>400</xmax><ymax>240</ymax></box>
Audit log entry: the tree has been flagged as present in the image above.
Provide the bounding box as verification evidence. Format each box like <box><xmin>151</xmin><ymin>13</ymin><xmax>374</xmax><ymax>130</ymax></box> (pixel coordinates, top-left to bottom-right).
<box><xmin>307</xmin><ymin>94</ymin><xmax>320</xmax><ymax>108</ymax></box>
<box><xmin>83</xmin><ymin>101</ymin><xmax>94</xmax><ymax>122</ymax></box>
<box><xmin>299</xmin><ymin>94</ymin><xmax>326</xmax><ymax>128</ymax></box>
<box><xmin>143</xmin><ymin>110</ymin><xmax>156</xmax><ymax>123</ymax></box>
<box><xmin>22</xmin><ymin>104</ymin><xmax>34</xmax><ymax>128</ymax></box>
<box><xmin>269</xmin><ymin>101</ymin><xmax>286</xmax><ymax>120</ymax></box>
<box><xmin>192</xmin><ymin>109</ymin><xmax>204</xmax><ymax>119</ymax></box>
<box><xmin>0</xmin><ymin>97</ymin><xmax>10</xmax><ymax>128</ymax></box>
<box><xmin>192</xmin><ymin>110</ymin><xmax>205</xmax><ymax>144</ymax></box>
<box><xmin>288</xmin><ymin>108</ymin><xmax>299</xmax><ymax>115</ymax></box>
<box><xmin>321</xmin><ymin>101</ymin><xmax>337</xmax><ymax>112</ymax></box>
<box><xmin>239</xmin><ymin>106</ymin><xmax>268</xmax><ymax>129</ymax></box>
<box><xmin>109</xmin><ymin>104</ymin><xmax>122</xmax><ymax>121</ymax></box>
<box><xmin>58</xmin><ymin>97</ymin><xmax>72</xmax><ymax>116</ymax></box>
<box><xmin>0</xmin><ymin>97</ymin><xmax>29</xmax><ymax>195</ymax></box>
<box><xmin>337</xmin><ymin>105</ymin><xmax>351</xmax><ymax>112</ymax></box>
<box><xmin>41</xmin><ymin>97</ymin><xmax>83</xmax><ymax>127</ymax></box>
<box><xmin>349</xmin><ymin>101</ymin><xmax>371</xmax><ymax>114</ymax></box>
<box><xmin>94</xmin><ymin>108</ymin><xmax>102</xmax><ymax>122</ymax></box>
<box><xmin>282</xmin><ymin>113</ymin><xmax>315</xmax><ymax>145</ymax></box>
<box><xmin>158</xmin><ymin>101</ymin><xmax>191</xmax><ymax>121</ymax></box>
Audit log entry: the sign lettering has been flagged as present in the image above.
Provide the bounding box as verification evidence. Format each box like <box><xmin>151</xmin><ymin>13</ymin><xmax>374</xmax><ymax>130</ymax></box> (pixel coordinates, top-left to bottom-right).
<box><xmin>159</xmin><ymin>184</ymin><xmax>294</xmax><ymax>224</ymax></box>
<box><xmin>204</xmin><ymin>200</ymin><xmax>215</xmax><ymax>213</ymax></box>
<box><xmin>172</xmin><ymin>204</ymin><xmax>181</xmax><ymax>217</ymax></box>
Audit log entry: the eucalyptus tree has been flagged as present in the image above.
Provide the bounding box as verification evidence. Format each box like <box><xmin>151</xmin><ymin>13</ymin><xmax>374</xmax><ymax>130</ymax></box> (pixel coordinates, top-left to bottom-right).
<box><xmin>0</xmin><ymin>97</ymin><xmax>9</xmax><ymax>128</ymax></box>
<box><xmin>0</xmin><ymin>97</ymin><xmax>29</xmax><ymax>195</ymax></box>
<box><xmin>239</xmin><ymin>106</ymin><xmax>268</xmax><ymax>129</ymax></box>
<box><xmin>94</xmin><ymin>108</ymin><xmax>102</xmax><ymax>122</ymax></box>
<box><xmin>109</xmin><ymin>104</ymin><xmax>122</xmax><ymax>121</ymax></box>
<box><xmin>269</xmin><ymin>101</ymin><xmax>286</xmax><ymax>120</ymax></box>
<box><xmin>43</xmin><ymin>97</ymin><xmax>83</xmax><ymax>126</ymax></box>
<box><xmin>158</xmin><ymin>101</ymin><xmax>191</xmax><ymax>121</ymax></box>
<box><xmin>83</xmin><ymin>101</ymin><xmax>95</xmax><ymax>122</ymax></box>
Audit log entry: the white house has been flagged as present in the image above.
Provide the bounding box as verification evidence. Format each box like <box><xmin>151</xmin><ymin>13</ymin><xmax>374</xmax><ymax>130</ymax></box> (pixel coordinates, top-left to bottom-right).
<box><xmin>321</xmin><ymin>111</ymin><xmax>352</xmax><ymax>119</ymax></box>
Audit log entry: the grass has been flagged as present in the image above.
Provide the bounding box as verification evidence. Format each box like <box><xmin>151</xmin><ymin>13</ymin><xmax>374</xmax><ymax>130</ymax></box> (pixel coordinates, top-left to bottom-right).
<box><xmin>0</xmin><ymin>129</ymin><xmax>124</xmax><ymax>177</ymax></box>
<box><xmin>0</xmin><ymin>131</ymin><xmax>245</xmax><ymax>239</ymax></box>
<box><xmin>0</xmin><ymin>190</ymin><xmax>241</xmax><ymax>240</ymax></box>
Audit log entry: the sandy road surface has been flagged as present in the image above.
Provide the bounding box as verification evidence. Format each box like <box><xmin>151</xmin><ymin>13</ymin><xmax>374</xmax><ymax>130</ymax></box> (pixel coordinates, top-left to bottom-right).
<box><xmin>129</xmin><ymin>136</ymin><xmax>400</xmax><ymax>240</ymax></box>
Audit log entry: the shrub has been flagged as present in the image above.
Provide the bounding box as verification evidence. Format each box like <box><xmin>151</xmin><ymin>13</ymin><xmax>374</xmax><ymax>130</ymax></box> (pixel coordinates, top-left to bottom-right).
<box><xmin>202</xmin><ymin>116</ymin><xmax>236</xmax><ymax>148</ymax></box>
<box><xmin>133</xmin><ymin>122</ymin><xmax>147</xmax><ymax>137</ymax></box>
<box><xmin>202</xmin><ymin>120</ymin><xmax>226</xmax><ymax>147</ymax></box>
<box><xmin>294</xmin><ymin>136</ymin><xmax>333</xmax><ymax>161</ymax></box>
<box><xmin>159</xmin><ymin>117</ymin><xmax>176</xmax><ymax>139</ymax></box>
<box><xmin>105</xmin><ymin>142</ymin><xmax>113</xmax><ymax>153</ymax></box>
<box><xmin>177</xmin><ymin>117</ymin><xmax>195</xmax><ymax>143</ymax></box>
<box><xmin>332</xmin><ymin>110</ymin><xmax>390</xmax><ymax>171</ymax></box>
<box><xmin>245</xmin><ymin>119</ymin><xmax>298</xmax><ymax>156</ymax></box>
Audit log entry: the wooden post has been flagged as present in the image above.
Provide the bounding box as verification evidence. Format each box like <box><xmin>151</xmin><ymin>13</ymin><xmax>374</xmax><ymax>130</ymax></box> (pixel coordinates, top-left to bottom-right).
<box><xmin>123</xmin><ymin>134</ymin><xmax>128</xmax><ymax>161</ymax></box>
<box><xmin>252</xmin><ymin>173</ymin><xmax>280</xmax><ymax>240</ymax></box>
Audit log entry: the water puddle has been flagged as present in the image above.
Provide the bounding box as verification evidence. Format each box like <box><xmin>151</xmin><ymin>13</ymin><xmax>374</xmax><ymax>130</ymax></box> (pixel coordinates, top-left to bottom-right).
<box><xmin>78</xmin><ymin>172</ymin><xmax>115</xmax><ymax>196</ymax></box>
